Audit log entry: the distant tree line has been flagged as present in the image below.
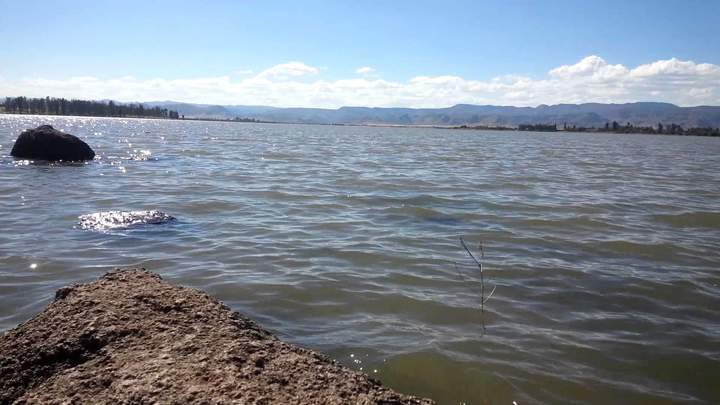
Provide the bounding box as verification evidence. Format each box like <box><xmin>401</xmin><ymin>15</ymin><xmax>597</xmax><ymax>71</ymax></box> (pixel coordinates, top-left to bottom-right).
<box><xmin>1</xmin><ymin>96</ymin><xmax>180</xmax><ymax>119</ymax></box>
<box><xmin>519</xmin><ymin>123</ymin><xmax>558</xmax><ymax>132</ymax></box>
<box><xmin>564</xmin><ymin>121</ymin><xmax>720</xmax><ymax>136</ymax></box>
<box><xmin>600</xmin><ymin>121</ymin><xmax>719</xmax><ymax>136</ymax></box>
<box><xmin>481</xmin><ymin>121</ymin><xmax>720</xmax><ymax>136</ymax></box>
<box><xmin>454</xmin><ymin>124</ymin><xmax>513</xmax><ymax>131</ymax></box>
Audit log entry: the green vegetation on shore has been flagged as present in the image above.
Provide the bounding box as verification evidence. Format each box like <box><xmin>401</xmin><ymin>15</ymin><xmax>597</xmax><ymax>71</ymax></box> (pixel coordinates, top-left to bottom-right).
<box><xmin>2</xmin><ymin>96</ymin><xmax>180</xmax><ymax>119</ymax></box>
<box><xmin>565</xmin><ymin>121</ymin><xmax>720</xmax><ymax>136</ymax></box>
<box><xmin>456</xmin><ymin>121</ymin><xmax>720</xmax><ymax>136</ymax></box>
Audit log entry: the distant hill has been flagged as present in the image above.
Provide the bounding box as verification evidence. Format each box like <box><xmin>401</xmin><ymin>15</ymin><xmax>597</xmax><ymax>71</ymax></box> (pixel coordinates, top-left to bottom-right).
<box><xmin>143</xmin><ymin>101</ymin><xmax>720</xmax><ymax>128</ymax></box>
<box><xmin>142</xmin><ymin>101</ymin><xmax>277</xmax><ymax>119</ymax></box>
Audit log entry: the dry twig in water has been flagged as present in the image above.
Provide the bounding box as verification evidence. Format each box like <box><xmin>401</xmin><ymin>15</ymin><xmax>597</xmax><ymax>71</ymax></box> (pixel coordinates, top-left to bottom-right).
<box><xmin>457</xmin><ymin>237</ymin><xmax>496</xmax><ymax>333</ymax></box>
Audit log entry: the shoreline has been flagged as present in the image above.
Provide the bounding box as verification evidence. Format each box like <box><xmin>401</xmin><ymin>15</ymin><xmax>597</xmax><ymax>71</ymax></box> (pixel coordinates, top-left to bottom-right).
<box><xmin>0</xmin><ymin>268</ymin><xmax>433</xmax><ymax>404</ymax></box>
<box><xmin>2</xmin><ymin>112</ymin><xmax>718</xmax><ymax>137</ymax></box>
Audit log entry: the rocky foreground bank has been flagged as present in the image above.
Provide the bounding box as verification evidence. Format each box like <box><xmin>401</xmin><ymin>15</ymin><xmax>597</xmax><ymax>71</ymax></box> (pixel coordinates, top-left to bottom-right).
<box><xmin>0</xmin><ymin>269</ymin><xmax>433</xmax><ymax>404</ymax></box>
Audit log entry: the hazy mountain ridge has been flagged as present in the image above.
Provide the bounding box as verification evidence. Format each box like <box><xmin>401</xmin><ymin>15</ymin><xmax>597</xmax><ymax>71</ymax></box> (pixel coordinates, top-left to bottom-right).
<box><xmin>144</xmin><ymin>101</ymin><xmax>720</xmax><ymax>128</ymax></box>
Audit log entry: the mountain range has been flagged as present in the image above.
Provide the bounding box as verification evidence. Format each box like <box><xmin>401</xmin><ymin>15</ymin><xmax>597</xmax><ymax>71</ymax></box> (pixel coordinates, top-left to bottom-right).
<box><xmin>143</xmin><ymin>101</ymin><xmax>720</xmax><ymax>128</ymax></box>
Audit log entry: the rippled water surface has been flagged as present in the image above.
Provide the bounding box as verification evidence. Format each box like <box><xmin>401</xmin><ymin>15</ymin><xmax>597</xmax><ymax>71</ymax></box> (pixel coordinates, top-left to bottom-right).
<box><xmin>1</xmin><ymin>115</ymin><xmax>719</xmax><ymax>404</ymax></box>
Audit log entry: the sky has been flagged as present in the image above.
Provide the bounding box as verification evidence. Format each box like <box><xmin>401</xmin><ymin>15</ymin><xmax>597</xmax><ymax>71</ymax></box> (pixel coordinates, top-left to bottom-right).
<box><xmin>1</xmin><ymin>0</ymin><xmax>719</xmax><ymax>108</ymax></box>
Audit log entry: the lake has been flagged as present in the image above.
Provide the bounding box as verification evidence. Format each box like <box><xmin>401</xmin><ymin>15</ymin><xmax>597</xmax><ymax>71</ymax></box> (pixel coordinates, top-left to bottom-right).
<box><xmin>1</xmin><ymin>115</ymin><xmax>718</xmax><ymax>404</ymax></box>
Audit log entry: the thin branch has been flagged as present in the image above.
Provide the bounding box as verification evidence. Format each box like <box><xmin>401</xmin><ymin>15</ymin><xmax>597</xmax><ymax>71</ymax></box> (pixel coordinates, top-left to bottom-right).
<box><xmin>459</xmin><ymin>237</ymin><xmax>481</xmax><ymax>266</ymax></box>
<box><xmin>483</xmin><ymin>284</ymin><xmax>497</xmax><ymax>304</ymax></box>
<box><xmin>458</xmin><ymin>237</ymin><xmax>496</xmax><ymax>335</ymax></box>
<box><xmin>461</xmin><ymin>238</ymin><xmax>485</xmax><ymax>310</ymax></box>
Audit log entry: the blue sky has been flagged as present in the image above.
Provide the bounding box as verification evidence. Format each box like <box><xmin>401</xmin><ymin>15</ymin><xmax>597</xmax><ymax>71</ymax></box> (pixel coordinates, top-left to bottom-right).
<box><xmin>1</xmin><ymin>0</ymin><xmax>719</xmax><ymax>107</ymax></box>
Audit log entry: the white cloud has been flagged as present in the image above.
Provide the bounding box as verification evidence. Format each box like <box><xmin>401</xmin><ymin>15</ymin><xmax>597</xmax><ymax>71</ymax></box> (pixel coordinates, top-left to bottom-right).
<box><xmin>255</xmin><ymin>61</ymin><xmax>318</xmax><ymax>80</ymax></box>
<box><xmin>1</xmin><ymin>56</ymin><xmax>718</xmax><ymax>107</ymax></box>
<box><xmin>549</xmin><ymin>55</ymin><xmax>628</xmax><ymax>80</ymax></box>
<box><xmin>630</xmin><ymin>57</ymin><xmax>720</xmax><ymax>77</ymax></box>
<box><xmin>355</xmin><ymin>66</ymin><xmax>375</xmax><ymax>75</ymax></box>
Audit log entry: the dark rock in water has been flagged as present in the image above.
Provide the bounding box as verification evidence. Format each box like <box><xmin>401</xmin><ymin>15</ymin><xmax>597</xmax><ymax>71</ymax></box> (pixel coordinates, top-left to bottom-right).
<box><xmin>77</xmin><ymin>210</ymin><xmax>175</xmax><ymax>231</ymax></box>
<box><xmin>0</xmin><ymin>268</ymin><xmax>433</xmax><ymax>404</ymax></box>
<box><xmin>10</xmin><ymin>125</ymin><xmax>95</xmax><ymax>161</ymax></box>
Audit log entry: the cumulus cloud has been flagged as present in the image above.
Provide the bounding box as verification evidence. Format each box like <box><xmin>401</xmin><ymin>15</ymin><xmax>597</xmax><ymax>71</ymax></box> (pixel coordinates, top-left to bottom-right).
<box><xmin>355</xmin><ymin>66</ymin><xmax>375</xmax><ymax>75</ymax></box>
<box><xmin>255</xmin><ymin>61</ymin><xmax>318</xmax><ymax>80</ymax></box>
<box><xmin>549</xmin><ymin>55</ymin><xmax>628</xmax><ymax>80</ymax></box>
<box><xmin>1</xmin><ymin>57</ymin><xmax>718</xmax><ymax>107</ymax></box>
<box><xmin>630</xmin><ymin>57</ymin><xmax>719</xmax><ymax>77</ymax></box>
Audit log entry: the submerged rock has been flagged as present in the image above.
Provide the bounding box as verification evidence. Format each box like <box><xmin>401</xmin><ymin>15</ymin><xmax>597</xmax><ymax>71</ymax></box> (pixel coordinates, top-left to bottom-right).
<box><xmin>10</xmin><ymin>125</ymin><xmax>95</xmax><ymax>161</ymax></box>
<box><xmin>78</xmin><ymin>210</ymin><xmax>175</xmax><ymax>230</ymax></box>
<box><xmin>0</xmin><ymin>268</ymin><xmax>433</xmax><ymax>404</ymax></box>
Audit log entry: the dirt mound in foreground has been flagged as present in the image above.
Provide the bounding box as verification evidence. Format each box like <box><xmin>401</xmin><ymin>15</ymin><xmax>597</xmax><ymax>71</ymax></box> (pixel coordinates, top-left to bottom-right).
<box><xmin>0</xmin><ymin>268</ymin><xmax>433</xmax><ymax>404</ymax></box>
